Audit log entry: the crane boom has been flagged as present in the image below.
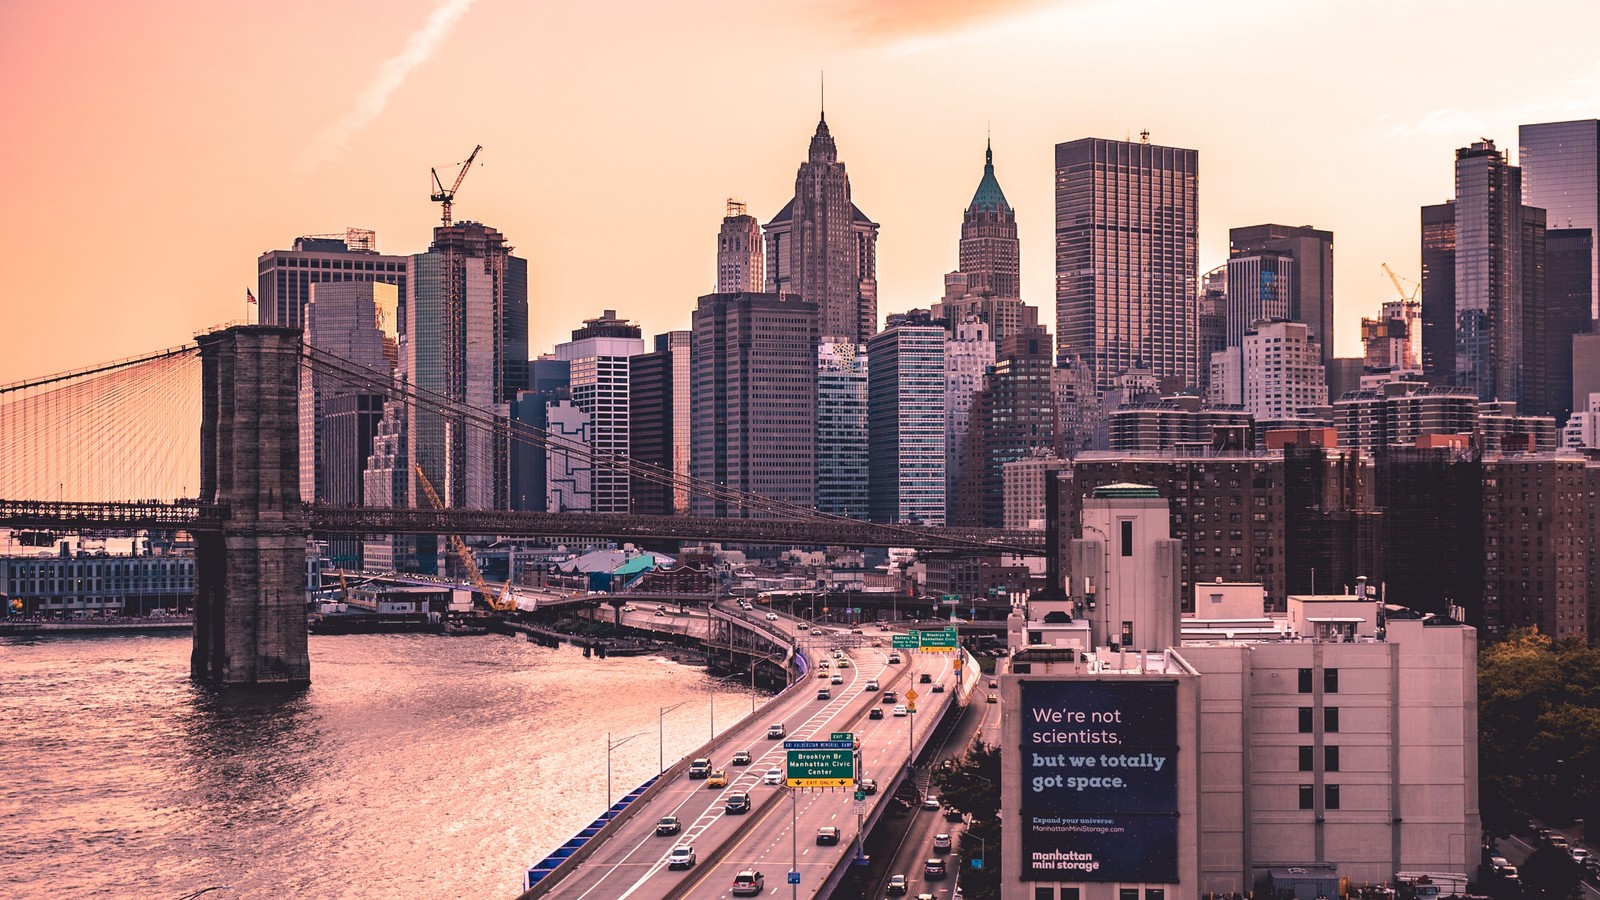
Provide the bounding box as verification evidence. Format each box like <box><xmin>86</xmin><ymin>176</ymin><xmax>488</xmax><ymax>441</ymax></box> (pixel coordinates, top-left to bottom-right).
<box><xmin>428</xmin><ymin>144</ymin><xmax>482</xmax><ymax>228</ymax></box>
<box><xmin>412</xmin><ymin>464</ymin><xmax>516</xmax><ymax>612</ymax></box>
<box><xmin>1381</xmin><ymin>263</ymin><xmax>1419</xmax><ymax>302</ymax></box>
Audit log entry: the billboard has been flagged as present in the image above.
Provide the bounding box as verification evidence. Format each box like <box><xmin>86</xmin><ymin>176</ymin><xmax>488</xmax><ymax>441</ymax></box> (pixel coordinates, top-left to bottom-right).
<box><xmin>1018</xmin><ymin>680</ymin><xmax>1179</xmax><ymax>882</ymax></box>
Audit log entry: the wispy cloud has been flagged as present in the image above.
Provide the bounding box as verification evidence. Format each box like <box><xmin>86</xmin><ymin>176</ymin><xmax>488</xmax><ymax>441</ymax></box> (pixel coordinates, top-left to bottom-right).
<box><xmin>295</xmin><ymin>0</ymin><xmax>477</xmax><ymax>175</ymax></box>
<box><xmin>1383</xmin><ymin>64</ymin><xmax>1600</xmax><ymax>140</ymax></box>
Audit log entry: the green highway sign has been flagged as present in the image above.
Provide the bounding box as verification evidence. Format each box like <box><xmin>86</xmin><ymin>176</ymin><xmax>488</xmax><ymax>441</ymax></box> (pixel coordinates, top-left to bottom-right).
<box><xmin>786</xmin><ymin>748</ymin><xmax>855</xmax><ymax>787</ymax></box>
<box><xmin>918</xmin><ymin>628</ymin><xmax>958</xmax><ymax>652</ymax></box>
<box><xmin>830</xmin><ymin>732</ymin><xmax>854</xmax><ymax>742</ymax></box>
<box><xmin>854</xmin><ymin>790</ymin><xmax>866</xmax><ymax>802</ymax></box>
<box><xmin>891</xmin><ymin>634</ymin><xmax>919</xmax><ymax>650</ymax></box>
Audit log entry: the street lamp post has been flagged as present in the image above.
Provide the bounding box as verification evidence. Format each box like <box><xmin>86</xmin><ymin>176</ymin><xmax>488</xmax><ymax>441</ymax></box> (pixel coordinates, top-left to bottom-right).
<box><xmin>606</xmin><ymin>731</ymin><xmax>644</xmax><ymax>808</ymax></box>
<box><xmin>660</xmin><ymin>700</ymin><xmax>690</xmax><ymax>774</ymax></box>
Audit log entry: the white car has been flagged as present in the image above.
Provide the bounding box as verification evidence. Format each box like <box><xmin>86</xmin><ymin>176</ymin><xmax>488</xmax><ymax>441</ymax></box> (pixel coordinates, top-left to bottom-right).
<box><xmin>1573</xmin><ymin>847</ymin><xmax>1592</xmax><ymax>864</ymax></box>
<box><xmin>763</xmin><ymin>767</ymin><xmax>785</xmax><ymax>785</ymax></box>
<box><xmin>1489</xmin><ymin>855</ymin><xmax>1509</xmax><ymax>869</ymax></box>
<box><xmin>667</xmin><ymin>846</ymin><xmax>696</xmax><ymax>869</ymax></box>
<box><xmin>893</xmin><ymin>704</ymin><xmax>909</xmax><ymax>716</ymax></box>
<box><xmin>766</xmin><ymin>612</ymin><xmax>779</xmax><ymax>621</ymax></box>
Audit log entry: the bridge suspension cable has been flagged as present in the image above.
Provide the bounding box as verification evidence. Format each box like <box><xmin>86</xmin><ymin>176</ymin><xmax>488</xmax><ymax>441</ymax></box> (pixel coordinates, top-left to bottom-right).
<box><xmin>303</xmin><ymin>348</ymin><xmax>1011</xmax><ymax>552</ymax></box>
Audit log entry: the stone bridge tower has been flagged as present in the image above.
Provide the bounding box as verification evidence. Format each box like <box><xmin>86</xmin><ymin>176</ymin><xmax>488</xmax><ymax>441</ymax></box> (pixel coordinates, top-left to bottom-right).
<box><xmin>192</xmin><ymin>325</ymin><xmax>311</xmax><ymax>686</ymax></box>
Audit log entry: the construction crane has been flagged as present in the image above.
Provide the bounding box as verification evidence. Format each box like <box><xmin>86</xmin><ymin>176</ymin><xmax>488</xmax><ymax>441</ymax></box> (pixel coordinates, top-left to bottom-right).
<box><xmin>429</xmin><ymin>145</ymin><xmax>482</xmax><ymax>228</ymax></box>
<box><xmin>1381</xmin><ymin>263</ymin><xmax>1420</xmax><ymax>302</ymax></box>
<box><xmin>412</xmin><ymin>464</ymin><xmax>517</xmax><ymax>613</ymax></box>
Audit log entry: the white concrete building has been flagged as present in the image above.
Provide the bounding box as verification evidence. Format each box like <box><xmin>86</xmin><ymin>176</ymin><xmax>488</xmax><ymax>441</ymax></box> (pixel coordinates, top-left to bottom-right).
<box><xmin>1004</xmin><ymin>485</ymin><xmax>1479</xmax><ymax>900</ymax></box>
<box><xmin>1243</xmin><ymin>320</ymin><xmax>1328</xmax><ymax>420</ymax></box>
<box><xmin>946</xmin><ymin>315</ymin><xmax>996</xmax><ymax>517</ymax></box>
<box><xmin>1001</xmin><ymin>455</ymin><xmax>1071</xmax><ymax>530</ymax></box>
<box><xmin>554</xmin><ymin>313</ymin><xmax>645</xmax><ymax>514</ymax></box>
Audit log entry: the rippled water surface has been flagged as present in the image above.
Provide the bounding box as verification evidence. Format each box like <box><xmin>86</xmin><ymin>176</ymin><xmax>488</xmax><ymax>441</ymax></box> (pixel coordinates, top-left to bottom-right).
<box><xmin>0</xmin><ymin>632</ymin><xmax>761</xmax><ymax>899</ymax></box>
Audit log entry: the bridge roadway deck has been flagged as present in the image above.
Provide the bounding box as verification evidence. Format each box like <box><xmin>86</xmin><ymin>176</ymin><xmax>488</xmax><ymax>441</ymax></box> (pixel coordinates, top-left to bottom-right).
<box><xmin>0</xmin><ymin>499</ymin><xmax>1041</xmax><ymax>555</ymax></box>
<box><xmin>532</xmin><ymin>608</ymin><xmax>958</xmax><ymax>900</ymax></box>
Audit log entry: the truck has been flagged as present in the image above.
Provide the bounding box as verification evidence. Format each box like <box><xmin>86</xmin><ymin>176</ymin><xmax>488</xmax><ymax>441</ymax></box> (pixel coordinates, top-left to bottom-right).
<box><xmin>1395</xmin><ymin>872</ymin><xmax>1469</xmax><ymax>900</ymax></box>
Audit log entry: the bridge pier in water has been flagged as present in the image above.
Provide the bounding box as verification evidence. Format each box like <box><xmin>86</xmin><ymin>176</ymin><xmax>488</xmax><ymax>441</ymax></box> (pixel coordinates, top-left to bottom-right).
<box><xmin>191</xmin><ymin>325</ymin><xmax>311</xmax><ymax>687</ymax></box>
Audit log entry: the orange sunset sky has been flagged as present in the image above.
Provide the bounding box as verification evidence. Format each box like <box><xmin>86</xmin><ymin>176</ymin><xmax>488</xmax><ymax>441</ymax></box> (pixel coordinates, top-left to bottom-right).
<box><xmin>3</xmin><ymin>0</ymin><xmax>1599</xmax><ymax>384</ymax></box>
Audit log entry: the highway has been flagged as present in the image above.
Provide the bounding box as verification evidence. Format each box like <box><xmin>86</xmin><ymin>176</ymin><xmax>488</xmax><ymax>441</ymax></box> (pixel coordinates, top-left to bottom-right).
<box><xmin>536</xmin><ymin>611</ymin><xmax>960</xmax><ymax>899</ymax></box>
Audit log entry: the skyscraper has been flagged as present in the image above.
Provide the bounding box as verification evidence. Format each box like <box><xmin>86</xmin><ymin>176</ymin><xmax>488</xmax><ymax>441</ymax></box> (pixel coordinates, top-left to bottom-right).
<box><xmin>1449</xmin><ymin>140</ymin><xmax>1539</xmax><ymax>403</ymax></box>
<box><xmin>554</xmin><ymin>310</ymin><xmax>645</xmax><ymax>514</ymax></box>
<box><xmin>1224</xmin><ymin>250</ymin><xmax>1295</xmax><ymax>350</ymax></box>
<box><xmin>405</xmin><ymin>221</ymin><xmax>528</xmax><ymax>511</ymax></box>
<box><xmin>944</xmin><ymin>316</ymin><xmax>995</xmax><ymax>522</ymax></box>
<box><xmin>816</xmin><ymin>341</ymin><xmax>868</xmax><ymax>518</ymax></box>
<box><xmin>958</xmin><ymin>140</ymin><xmax>1019</xmax><ymax>299</ymax></box>
<box><xmin>953</xmin><ymin>329</ymin><xmax>1057</xmax><ymax>527</ymax></box>
<box><xmin>1241</xmin><ymin>320</ymin><xmax>1328</xmax><ymax>420</ymax></box>
<box><xmin>629</xmin><ymin>332</ymin><xmax>692</xmax><ymax>515</ymax></box>
<box><xmin>1228</xmin><ymin>224</ymin><xmax>1336</xmax><ymax>367</ymax></box>
<box><xmin>299</xmin><ymin>281</ymin><xmax>399</xmax><ymax>505</ymax></box>
<box><xmin>509</xmin><ymin>357</ymin><xmax>569</xmax><ymax>511</ymax></box>
<box><xmin>690</xmin><ymin>292</ymin><xmax>818</xmax><ymax>518</ymax></box>
<box><xmin>1520</xmin><ymin>119</ymin><xmax>1600</xmax><ymax>322</ymax></box>
<box><xmin>1524</xmin><ymin>229</ymin><xmax>1593</xmax><ymax>422</ymax></box>
<box><xmin>1420</xmin><ymin>202</ymin><xmax>1457</xmax><ymax>379</ymax></box>
<box><xmin>256</xmin><ymin>228</ymin><xmax>408</xmax><ymax>331</ymax></box>
<box><xmin>1055</xmin><ymin>137</ymin><xmax>1199</xmax><ymax>389</ymax></box>
<box><xmin>765</xmin><ymin>114</ymin><xmax>879</xmax><ymax>343</ymax></box>
<box><xmin>716</xmin><ymin>200</ymin><xmax>764</xmax><ymax>293</ymax></box>
<box><xmin>867</xmin><ymin>312</ymin><xmax>947</xmax><ymax>525</ymax></box>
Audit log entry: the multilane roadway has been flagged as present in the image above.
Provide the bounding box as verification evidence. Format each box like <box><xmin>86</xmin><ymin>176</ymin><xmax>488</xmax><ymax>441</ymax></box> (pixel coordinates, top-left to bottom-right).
<box><xmin>538</xmin><ymin>611</ymin><xmax>959</xmax><ymax>900</ymax></box>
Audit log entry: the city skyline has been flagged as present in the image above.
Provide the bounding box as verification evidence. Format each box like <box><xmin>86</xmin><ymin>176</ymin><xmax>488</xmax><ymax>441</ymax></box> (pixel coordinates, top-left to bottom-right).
<box><xmin>5</xmin><ymin>0</ymin><xmax>1600</xmax><ymax>383</ymax></box>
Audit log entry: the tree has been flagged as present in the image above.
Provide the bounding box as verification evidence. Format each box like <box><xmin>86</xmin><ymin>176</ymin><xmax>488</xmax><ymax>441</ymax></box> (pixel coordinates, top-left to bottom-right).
<box><xmin>933</xmin><ymin>741</ymin><xmax>1000</xmax><ymax>823</ymax></box>
<box><xmin>1519</xmin><ymin>845</ymin><xmax>1583</xmax><ymax>900</ymax></box>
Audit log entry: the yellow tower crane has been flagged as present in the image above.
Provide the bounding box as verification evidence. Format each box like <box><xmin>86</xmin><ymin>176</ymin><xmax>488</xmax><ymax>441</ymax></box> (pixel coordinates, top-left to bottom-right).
<box><xmin>1381</xmin><ymin>263</ymin><xmax>1420</xmax><ymax>302</ymax></box>
<box><xmin>412</xmin><ymin>464</ymin><xmax>517</xmax><ymax>612</ymax></box>
<box><xmin>429</xmin><ymin>145</ymin><xmax>481</xmax><ymax>228</ymax></box>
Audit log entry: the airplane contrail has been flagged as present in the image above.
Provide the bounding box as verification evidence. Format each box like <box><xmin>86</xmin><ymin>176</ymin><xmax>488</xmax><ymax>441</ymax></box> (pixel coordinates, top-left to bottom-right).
<box><xmin>296</xmin><ymin>0</ymin><xmax>477</xmax><ymax>175</ymax></box>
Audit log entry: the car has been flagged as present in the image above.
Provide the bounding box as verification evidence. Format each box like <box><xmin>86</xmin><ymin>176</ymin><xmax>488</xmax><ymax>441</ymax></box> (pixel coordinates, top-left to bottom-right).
<box><xmin>869</xmin><ymin>707</ymin><xmax>884</xmax><ymax>719</ymax></box>
<box><xmin>888</xmin><ymin>653</ymin><xmax>902</xmax><ymax>664</ymax></box>
<box><xmin>931</xmin><ymin>682</ymin><xmax>945</xmax><ymax>693</ymax></box>
<box><xmin>838</xmin><ymin>660</ymin><xmax>850</xmax><ymax>668</ymax></box>
<box><xmin>886</xmin><ymin>873</ymin><xmax>909</xmax><ymax>895</ymax></box>
<box><xmin>622</xmin><ymin>604</ymin><xmax>636</xmax><ymax>612</ymax></box>
<box><xmin>731</xmin><ymin>870</ymin><xmax>765</xmax><ymax>896</ymax></box>
<box><xmin>731</xmin><ymin>749</ymin><xmax>752</xmax><ymax>766</ymax></box>
<box><xmin>865</xmin><ymin>680</ymin><xmax>880</xmax><ymax>691</ymax></box>
<box><xmin>988</xmin><ymin>680</ymin><xmax>998</xmax><ymax>688</ymax></box>
<box><xmin>706</xmin><ymin>769</ymin><xmax>727</xmax><ymax>788</ymax></box>
<box><xmin>767</xmin><ymin>723</ymin><xmax>785</xmax><ymax>739</ymax></box>
<box><xmin>925</xmin><ymin>857</ymin><xmax>947</xmax><ymax>878</ymax></box>
<box><xmin>1489</xmin><ymin>855</ymin><xmax>1509</xmax><ymax>870</ymax></box>
<box><xmin>797</xmin><ymin>622</ymin><xmax>809</xmax><ymax>631</ymax></box>
<box><xmin>834</xmin><ymin>650</ymin><xmax>845</xmax><ymax>659</ymax></box>
<box><xmin>859</xmin><ymin>777</ymin><xmax>878</xmax><ymax>795</ymax></box>
<box><xmin>893</xmin><ymin>704</ymin><xmax>908</xmax><ymax>716</ymax></box>
<box><xmin>916</xmin><ymin>894</ymin><xmax>937</xmax><ymax>900</ymax></box>
<box><xmin>765</xmin><ymin>612</ymin><xmax>779</xmax><ymax>621</ymax></box>
<box><xmin>986</xmin><ymin>693</ymin><xmax>998</xmax><ymax>704</ymax></box>
<box><xmin>1552</xmin><ymin>836</ymin><xmax>1572</xmax><ymax>851</ymax></box>
<box><xmin>920</xmin><ymin>672</ymin><xmax>933</xmax><ymax>683</ymax></box>
<box><xmin>852</xmin><ymin>627</ymin><xmax>864</xmax><ymax>634</ymax></box>
<box><xmin>688</xmin><ymin>758</ymin><xmax>712</xmax><ymax>779</ymax></box>
<box><xmin>819</xmin><ymin>659</ymin><xmax>830</xmax><ymax>669</ymax></box>
<box><xmin>725</xmin><ymin>791</ymin><xmax>751</xmax><ymax>814</ymax></box>
<box><xmin>667</xmin><ymin>846</ymin><xmax>696</xmax><ymax>869</ymax></box>
<box><xmin>1573</xmin><ymin>848</ymin><xmax>1592</xmax><ymax>864</ymax></box>
<box><xmin>655</xmin><ymin>815</ymin><xmax>681</xmax><ymax>836</ymax></box>
<box><xmin>654</xmin><ymin>608</ymin><xmax>667</xmax><ymax>616</ymax></box>
<box><xmin>764</xmin><ymin>767</ymin><xmax>784</xmax><ymax>785</ymax></box>
<box><xmin>882</xmin><ymin>690</ymin><xmax>897</xmax><ymax>703</ymax></box>
<box><xmin>1500</xmin><ymin>866</ymin><xmax>1520</xmax><ymax>882</ymax></box>
<box><xmin>831</xmin><ymin>674</ymin><xmax>844</xmax><ymax>685</ymax></box>
<box><xmin>817</xmin><ymin>688</ymin><xmax>832</xmax><ymax>700</ymax></box>
<box><xmin>944</xmin><ymin>805</ymin><xmax>964</xmax><ymax>822</ymax></box>
<box><xmin>816</xmin><ymin>826</ymin><xmax>841</xmax><ymax>845</ymax></box>
<box><xmin>922</xmin><ymin>795</ymin><xmax>941</xmax><ymax>810</ymax></box>
<box><xmin>933</xmin><ymin>833</ymin><xmax>952</xmax><ymax>852</ymax></box>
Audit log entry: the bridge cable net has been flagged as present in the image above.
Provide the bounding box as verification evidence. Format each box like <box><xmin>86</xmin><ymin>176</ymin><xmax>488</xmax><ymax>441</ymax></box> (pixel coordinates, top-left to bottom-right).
<box><xmin>0</xmin><ymin>347</ymin><xmax>202</xmax><ymax>503</ymax></box>
<box><xmin>303</xmin><ymin>348</ymin><xmax>1011</xmax><ymax>551</ymax></box>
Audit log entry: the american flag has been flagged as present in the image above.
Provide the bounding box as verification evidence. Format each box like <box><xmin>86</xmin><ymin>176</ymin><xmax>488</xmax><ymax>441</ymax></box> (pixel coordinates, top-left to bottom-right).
<box><xmin>246</xmin><ymin>288</ymin><xmax>257</xmax><ymax>305</ymax></box>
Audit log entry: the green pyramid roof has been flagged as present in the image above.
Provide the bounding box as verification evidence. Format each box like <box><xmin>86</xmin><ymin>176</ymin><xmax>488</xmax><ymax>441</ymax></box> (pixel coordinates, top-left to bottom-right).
<box><xmin>967</xmin><ymin>140</ymin><xmax>1010</xmax><ymax>214</ymax></box>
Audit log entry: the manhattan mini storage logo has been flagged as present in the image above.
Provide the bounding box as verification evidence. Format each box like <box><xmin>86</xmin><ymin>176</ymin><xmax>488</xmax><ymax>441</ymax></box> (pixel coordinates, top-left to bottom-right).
<box><xmin>1030</xmin><ymin>850</ymin><xmax>1101</xmax><ymax>873</ymax></box>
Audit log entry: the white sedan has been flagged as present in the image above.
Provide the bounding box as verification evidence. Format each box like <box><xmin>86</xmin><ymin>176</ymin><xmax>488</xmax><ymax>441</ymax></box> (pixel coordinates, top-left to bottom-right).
<box><xmin>763</xmin><ymin>767</ymin><xmax>785</xmax><ymax>785</ymax></box>
<box><xmin>893</xmin><ymin>705</ymin><xmax>909</xmax><ymax>717</ymax></box>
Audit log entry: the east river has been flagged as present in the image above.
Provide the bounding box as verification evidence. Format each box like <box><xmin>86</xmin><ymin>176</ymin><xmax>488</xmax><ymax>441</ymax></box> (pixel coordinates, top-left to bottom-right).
<box><xmin>0</xmin><ymin>631</ymin><xmax>767</xmax><ymax>899</ymax></box>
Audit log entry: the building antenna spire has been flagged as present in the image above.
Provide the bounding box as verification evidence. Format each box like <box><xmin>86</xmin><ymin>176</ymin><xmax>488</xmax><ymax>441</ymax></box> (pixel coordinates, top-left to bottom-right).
<box><xmin>820</xmin><ymin>71</ymin><xmax>825</xmax><ymax>122</ymax></box>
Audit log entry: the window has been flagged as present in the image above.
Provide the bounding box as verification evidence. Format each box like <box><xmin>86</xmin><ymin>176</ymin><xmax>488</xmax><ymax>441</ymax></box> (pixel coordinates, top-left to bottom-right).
<box><xmin>1121</xmin><ymin>889</ymin><xmax>1141</xmax><ymax>900</ymax></box>
<box><xmin>1324</xmin><ymin>668</ymin><xmax>1339</xmax><ymax>693</ymax></box>
<box><xmin>1324</xmin><ymin>707</ymin><xmax>1340</xmax><ymax>733</ymax></box>
<box><xmin>1325</xmin><ymin>784</ymin><xmax>1341</xmax><ymax>809</ymax></box>
<box><xmin>1147</xmin><ymin>890</ymin><xmax>1165</xmax><ymax>900</ymax></box>
<box><xmin>1298</xmin><ymin>707</ymin><xmax>1313</xmax><ymax>733</ymax></box>
<box><xmin>1062</xmin><ymin>891</ymin><xmax>1081</xmax><ymax>900</ymax></box>
<box><xmin>1299</xmin><ymin>784</ymin><xmax>1314</xmax><ymax>809</ymax></box>
<box><xmin>1298</xmin><ymin>668</ymin><xmax>1313</xmax><ymax>693</ymax></box>
<box><xmin>1036</xmin><ymin>890</ymin><xmax>1056</xmax><ymax>900</ymax></box>
<box><xmin>1325</xmin><ymin>746</ymin><xmax>1340</xmax><ymax>772</ymax></box>
<box><xmin>1299</xmin><ymin>746</ymin><xmax>1314</xmax><ymax>771</ymax></box>
<box><xmin>1121</xmin><ymin>520</ymin><xmax>1134</xmax><ymax>556</ymax></box>
<box><xmin>1121</xmin><ymin>622</ymin><xmax>1134</xmax><ymax>647</ymax></box>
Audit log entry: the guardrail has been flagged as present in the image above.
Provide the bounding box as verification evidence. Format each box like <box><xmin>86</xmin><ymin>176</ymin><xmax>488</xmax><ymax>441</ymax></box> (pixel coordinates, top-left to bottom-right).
<box><xmin>519</xmin><ymin>610</ymin><xmax>807</xmax><ymax>898</ymax></box>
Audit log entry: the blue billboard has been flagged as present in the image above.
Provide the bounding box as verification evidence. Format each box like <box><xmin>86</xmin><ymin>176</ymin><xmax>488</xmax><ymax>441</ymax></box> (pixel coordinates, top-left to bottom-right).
<box><xmin>1018</xmin><ymin>680</ymin><xmax>1179</xmax><ymax>883</ymax></box>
